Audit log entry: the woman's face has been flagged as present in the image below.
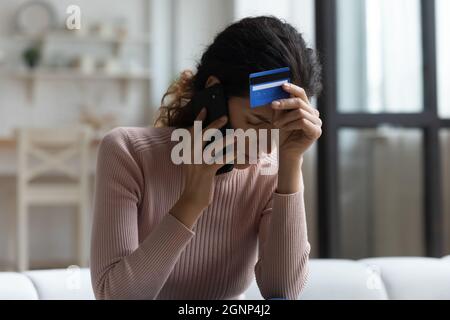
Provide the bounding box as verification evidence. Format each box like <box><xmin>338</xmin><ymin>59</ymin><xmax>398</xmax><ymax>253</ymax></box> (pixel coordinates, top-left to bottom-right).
<box><xmin>205</xmin><ymin>77</ymin><xmax>287</xmax><ymax>168</ymax></box>
<box><xmin>228</xmin><ymin>96</ymin><xmax>273</xmax><ymax>132</ymax></box>
<box><xmin>228</xmin><ymin>96</ymin><xmax>285</xmax><ymax>169</ymax></box>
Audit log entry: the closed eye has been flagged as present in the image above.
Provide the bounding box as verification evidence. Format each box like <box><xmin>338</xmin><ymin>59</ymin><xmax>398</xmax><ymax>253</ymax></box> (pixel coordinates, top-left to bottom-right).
<box><xmin>248</xmin><ymin>114</ymin><xmax>272</xmax><ymax>125</ymax></box>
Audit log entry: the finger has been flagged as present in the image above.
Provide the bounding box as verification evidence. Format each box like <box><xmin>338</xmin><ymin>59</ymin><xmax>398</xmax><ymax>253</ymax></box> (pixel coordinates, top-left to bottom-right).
<box><xmin>282</xmin><ymin>83</ymin><xmax>309</xmax><ymax>102</ymax></box>
<box><xmin>201</xmin><ymin>116</ymin><xmax>228</xmax><ymax>148</ymax></box>
<box><xmin>189</xmin><ymin>108</ymin><xmax>207</xmax><ymax>136</ymax></box>
<box><xmin>284</xmin><ymin>118</ymin><xmax>322</xmax><ymax>140</ymax></box>
<box><xmin>272</xmin><ymin>97</ymin><xmax>319</xmax><ymax>117</ymax></box>
<box><xmin>204</xmin><ymin>135</ymin><xmax>237</xmax><ymax>165</ymax></box>
<box><xmin>219</xmin><ymin>141</ymin><xmax>239</xmax><ymax>167</ymax></box>
<box><xmin>204</xmin><ymin>133</ymin><xmax>236</xmax><ymax>153</ymax></box>
<box><xmin>189</xmin><ymin>115</ymin><xmax>228</xmax><ymax>150</ymax></box>
<box><xmin>272</xmin><ymin>109</ymin><xmax>283</xmax><ymax>126</ymax></box>
<box><xmin>195</xmin><ymin>108</ymin><xmax>207</xmax><ymax>121</ymax></box>
<box><xmin>271</xmin><ymin>97</ymin><xmax>317</xmax><ymax>117</ymax></box>
<box><xmin>205</xmin><ymin>116</ymin><xmax>228</xmax><ymax>131</ymax></box>
<box><xmin>277</xmin><ymin>83</ymin><xmax>320</xmax><ymax>116</ymax></box>
<box><xmin>274</xmin><ymin>109</ymin><xmax>322</xmax><ymax>128</ymax></box>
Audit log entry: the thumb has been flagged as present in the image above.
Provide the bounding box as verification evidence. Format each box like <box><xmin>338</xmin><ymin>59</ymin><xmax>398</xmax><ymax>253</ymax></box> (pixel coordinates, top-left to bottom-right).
<box><xmin>189</xmin><ymin>108</ymin><xmax>207</xmax><ymax>136</ymax></box>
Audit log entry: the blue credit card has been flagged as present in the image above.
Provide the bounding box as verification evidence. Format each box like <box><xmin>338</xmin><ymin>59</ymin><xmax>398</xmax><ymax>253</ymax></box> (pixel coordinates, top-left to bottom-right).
<box><xmin>249</xmin><ymin>67</ymin><xmax>291</xmax><ymax>108</ymax></box>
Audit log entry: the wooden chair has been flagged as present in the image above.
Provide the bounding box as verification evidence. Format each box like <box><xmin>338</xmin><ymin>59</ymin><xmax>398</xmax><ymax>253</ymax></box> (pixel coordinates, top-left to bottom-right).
<box><xmin>16</xmin><ymin>126</ymin><xmax>92</xmax><ymax>271</ymax></box>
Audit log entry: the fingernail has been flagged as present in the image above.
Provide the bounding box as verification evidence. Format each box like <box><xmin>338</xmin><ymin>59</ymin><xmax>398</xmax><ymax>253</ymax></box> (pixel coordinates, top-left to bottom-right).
<box><xmin>283</xmin><ymin>83</ymin><xmax>291</xmax><ymax>88</ymax></box>
<box><xmin>272</xmin><ymin>101</ymin><xmax>281</xmax><ymax>108</ymax></box>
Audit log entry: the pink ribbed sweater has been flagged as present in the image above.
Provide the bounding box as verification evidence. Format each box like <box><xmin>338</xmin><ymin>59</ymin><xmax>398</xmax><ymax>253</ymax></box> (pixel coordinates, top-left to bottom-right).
<box><xmin>90</xmin><ymin>126</ymin><xmax>310</xmax><ymax>300</ymax></box>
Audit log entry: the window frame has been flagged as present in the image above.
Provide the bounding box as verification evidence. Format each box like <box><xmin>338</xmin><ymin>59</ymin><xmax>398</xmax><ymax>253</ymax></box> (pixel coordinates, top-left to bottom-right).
<box><xmin>315</xmin><ymin>0</ymin><xmax>446</xmax><ymax>258</ymax></box>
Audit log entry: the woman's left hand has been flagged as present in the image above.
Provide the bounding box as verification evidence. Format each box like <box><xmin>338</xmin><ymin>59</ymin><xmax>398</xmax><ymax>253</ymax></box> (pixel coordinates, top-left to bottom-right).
<box><xmin>271</xmin><ymin>83</ymin><xmax>322</xmax><ymax>160</ymax></box>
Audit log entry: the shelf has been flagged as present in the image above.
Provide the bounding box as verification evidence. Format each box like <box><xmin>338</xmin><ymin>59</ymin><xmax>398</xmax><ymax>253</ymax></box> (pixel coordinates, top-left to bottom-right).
<box><xmin>1</xmin><ymin>69</ymin><xmax>152</xmax><ymax>103</ymax></box>
<box><xmin>0</xmin><ymin>30</ymin><xmax>152</xmax><ymax>103</ymax></box>
<box><xmin>0</xmin><ymin>136</ymin><xmax>102</xmax><ymax>148</ymax></box>
<box><xmin>3</xmin><ymin>31</ymin><xmax>152</xmax><ymax>45</ymax></box>
<box><xmin>9</xmin><ymin>69</ymin><xmax>152</xmax><ymax>81</ymax></box>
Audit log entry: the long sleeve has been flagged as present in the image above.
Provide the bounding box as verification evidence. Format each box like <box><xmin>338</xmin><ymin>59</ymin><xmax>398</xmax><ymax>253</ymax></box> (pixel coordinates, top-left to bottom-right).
<box><xmin>90</xmin><ymin>128</ymin><xmax>195</xmax><ymax>300</ymax></box>
<box><xmin>254</xmin><ymin>179</ymin><xmax>311</xmax><ymax>300</ymax></box>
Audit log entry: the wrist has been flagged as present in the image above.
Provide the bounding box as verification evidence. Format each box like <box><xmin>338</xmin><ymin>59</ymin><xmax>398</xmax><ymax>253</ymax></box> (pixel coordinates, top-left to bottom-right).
<box><xmin>279</xmin><ymin>153</ymin><xmax>303</xmax><ymax>170</ymax></box>
<box><xmin>179</xmin><ymin>192</ymin><xmax>208</xmax><ymax>212</ymax></box>
<box><xmin>170</xmin><ymin>195</ymin><xmax>206</xmax><ymax>229</ymax></box>
<box><xmin>277</xmin><ymin>155</ymin><xmax>303</xmax><ymax>195</ymax></box>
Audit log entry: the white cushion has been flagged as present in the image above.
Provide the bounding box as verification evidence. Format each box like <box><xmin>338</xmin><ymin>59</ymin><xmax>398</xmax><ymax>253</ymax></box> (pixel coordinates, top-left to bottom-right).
<box><xmin>0</xmin><ymin>273</ymin><xmax>38</xmax><ymax>300</ymax></box>
<box><xmin>299</xmin><ymin>260</ymin><xmax>388</xmax><ymax>300</ymax></box>
<box><xmin>2</xmin><ymin>257</ymin><xmax>450</xmax><ymax>300</ymax></box>
<box><xmin>243</xmin><ymin>260</ymin><xmax>388</xmax><ymax>300</ymax></box>
<box><xmin>360</xmin><ymin>258</ymin><xmax>450</xmax><ymax>300</ymax></box>
<box><xmin>24</xmin><ymin>269</ymin><xmax>95</xmax><ymax>300</ymax></box>
<box><xmin>243</xmin><ymin>278</ymin><xmax>264</xmax><ymax>300</ymax></box>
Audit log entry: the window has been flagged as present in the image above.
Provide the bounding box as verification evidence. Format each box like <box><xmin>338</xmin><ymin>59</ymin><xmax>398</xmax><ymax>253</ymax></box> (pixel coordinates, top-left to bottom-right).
<box><xmin>339</xmin><ymin>128</ymin><xmax>424</xmax><ymax>258</ymax></box>
<box><xmin>436</xmin><ymin>0</ymin><xmax>450</xmax><ymax>118</ymax></box>
<box><xmin>316</xmin><ymin>0</ymin><xmax>448</xmax><ymax>258</ymax></box>
<box><xmin>338</xmin><ymin>0</ymin><xmax>423</xmax><ymax>113</ymax></box>
<box><xmin>441</xmin><ymin>130</ymin><xmax>450</xmax><ymax>253</ymax></box>
<box><xmin>226</xmin><ymin>0</ymin><xmax>450</xmax><ymax>259</ymax></box>
<box><xmin>436</xmin><ymin>0</ymin><xmax>450</xmax><ymax>253</ymax></box>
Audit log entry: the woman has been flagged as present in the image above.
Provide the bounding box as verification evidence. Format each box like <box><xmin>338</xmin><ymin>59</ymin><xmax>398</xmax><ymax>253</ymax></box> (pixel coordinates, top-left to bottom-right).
<box><xmin>90</xmin><ymin>16</ymin><xmax>322</xmax><ymax>300</ymax></box>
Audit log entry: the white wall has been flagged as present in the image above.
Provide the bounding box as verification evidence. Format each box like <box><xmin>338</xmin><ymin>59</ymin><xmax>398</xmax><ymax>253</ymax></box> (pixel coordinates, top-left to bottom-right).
<box><xmin>0</xmin><ymin>0</ymin><xmax>155</xmax><ymax>138</ymax></box>
<box><xmin>150</xmin><ymin>0</ymin><xmax>174</xmax><ymax>111</ymax></box>
<box><xmin>171</xmin><ymin>0</ymin><xmax>233</xmax><ymax>73</ymax></box>
<box><xmin>171</xmin><ymin>0</ymin><xmax>316</xmax><ymax>70</ymax></box>
<box><xmin>0</xmin><ymin>0</ymin><xmax>160</xmax><ymax>270</ymax></box>
<box><xmin>234</xmin><ymin>0</ymin><xmax>315</xmax><ymax>45</ymax></box>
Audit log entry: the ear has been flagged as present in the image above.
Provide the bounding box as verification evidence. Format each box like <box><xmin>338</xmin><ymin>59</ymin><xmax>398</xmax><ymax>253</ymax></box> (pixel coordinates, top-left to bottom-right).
<box><xmin>205</xmin><ymin>75</ymin><xmax>221</xmax><ymax>88</ymax></box>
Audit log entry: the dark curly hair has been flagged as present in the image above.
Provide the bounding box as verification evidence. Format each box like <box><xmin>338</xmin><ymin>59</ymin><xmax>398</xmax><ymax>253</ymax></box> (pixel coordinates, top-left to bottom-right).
<box><xmin>155</xmin><ymin>16</ymin><xmax>322</xmax><ymax>128</ymax></box>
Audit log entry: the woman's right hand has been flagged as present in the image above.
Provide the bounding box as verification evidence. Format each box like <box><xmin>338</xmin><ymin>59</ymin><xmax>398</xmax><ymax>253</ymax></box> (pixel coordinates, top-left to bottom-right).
<box><xmin>170</xmin><ymin>108</ymin><xmax>235</xmax><ymax>229</ymax></box>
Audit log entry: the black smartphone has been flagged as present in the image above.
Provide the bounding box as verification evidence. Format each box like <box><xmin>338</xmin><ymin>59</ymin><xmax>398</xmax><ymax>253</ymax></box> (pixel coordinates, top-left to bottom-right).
<box><xmin>188</xmin><ymin>84</ymin><xmax>234</xmax><ymax>175</ymax></box>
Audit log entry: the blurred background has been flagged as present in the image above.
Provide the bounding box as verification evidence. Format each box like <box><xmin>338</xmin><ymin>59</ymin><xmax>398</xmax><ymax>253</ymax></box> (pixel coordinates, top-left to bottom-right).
<box><xmin>0</xmin><ymin>0</ymin><xmax>448</xmax><ymax>271</ymax></box>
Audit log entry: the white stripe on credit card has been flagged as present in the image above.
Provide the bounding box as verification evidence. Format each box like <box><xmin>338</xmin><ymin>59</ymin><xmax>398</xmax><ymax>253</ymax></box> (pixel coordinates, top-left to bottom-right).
<box><xmin>252</xmin><ymin>80</ymin><xmax>288</xmax><ymax>92</ymax></box>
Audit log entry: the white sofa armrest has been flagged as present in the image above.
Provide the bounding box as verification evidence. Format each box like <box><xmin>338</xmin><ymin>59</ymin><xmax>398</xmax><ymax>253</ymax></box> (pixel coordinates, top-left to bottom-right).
<box><xmin>299</xmin><ymin>260</ymin><xmax>388</xmax><ymax>300</ymax></box>
<box><xmin>243</xmin><ymin>260</ymin><xmax>388</xmax><ymax>300</ymax></box>
<box><xmin>0</xmin><ymin>272</ymin><xmax>38</xmax><ymax>300</ymax></box>
<box><xmin>24</xmin><ymin>269</ymin><xmax>95</xmax><ymax>300</ymax></box>
<box><xmin>360</xmin><ymin>258</ymin><xmax>450</xmax><ymax>300</ymax></box>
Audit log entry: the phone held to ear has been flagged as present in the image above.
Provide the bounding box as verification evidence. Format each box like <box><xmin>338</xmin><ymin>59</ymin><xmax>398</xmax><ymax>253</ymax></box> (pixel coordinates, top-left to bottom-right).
<box><xmin>188</xmin><ymin>84</ymin><xmax>234</xmax><ymax>175</ymax></box>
